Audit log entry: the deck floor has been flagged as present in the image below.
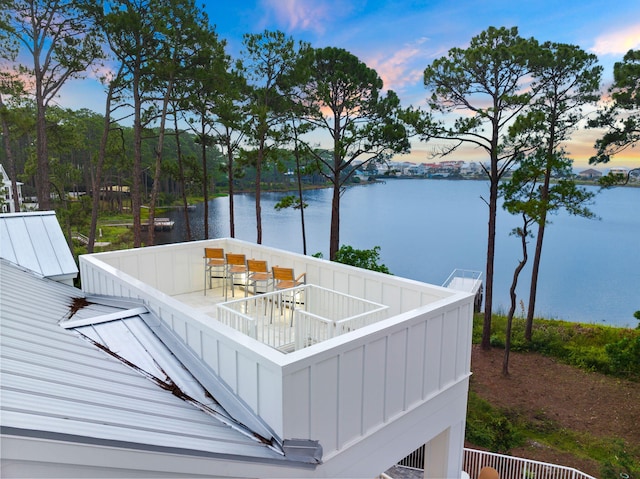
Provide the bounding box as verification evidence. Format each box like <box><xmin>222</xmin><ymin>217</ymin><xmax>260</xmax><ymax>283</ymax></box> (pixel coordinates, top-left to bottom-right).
<box><xmin>173</xmin><ymin>283</ymin><xmax>301</xmax><ymax>352</ymax></box>
<box><xmin>173</xmin><ymin>283</ymin><xmax>235</xmax><ymax>319</ymax></box>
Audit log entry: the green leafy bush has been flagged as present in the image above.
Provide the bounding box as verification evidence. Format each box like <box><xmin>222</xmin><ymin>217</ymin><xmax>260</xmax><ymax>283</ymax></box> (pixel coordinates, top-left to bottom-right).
<box><xmin>328</xmin><ymin>245</ymin><xmax>391</xmax><ymax>274</ymax></box>
<box><xmin>605</xmin><ymin>337</ymin><xmax>640</xmax><ymax>379</ymax></box>
<box><xmin>465</xmin><ymin>392</ymin><xmax>524</xmax><ymax>452</ymax></box>
<box><xmin>465</xmin><ymin>392</ymin><xmax>498</xmax><ymax>449</ymax></box>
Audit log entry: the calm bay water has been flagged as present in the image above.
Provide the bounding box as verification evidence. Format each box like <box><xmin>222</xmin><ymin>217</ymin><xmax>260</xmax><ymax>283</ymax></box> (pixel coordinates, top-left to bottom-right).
<box><xmin>157</xmin><ymin>179</ymin><xmax>640</xmax><ymax>328</ymax></box>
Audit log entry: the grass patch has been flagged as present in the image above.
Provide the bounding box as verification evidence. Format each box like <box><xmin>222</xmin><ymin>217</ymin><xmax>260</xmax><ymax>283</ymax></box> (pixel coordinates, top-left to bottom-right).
<box><xmin>466</xmin><ymin>390</ymin><xmax>640</xmax><ymax>478</ymax></box>
<box><xmin>472</xmin><ymin>314</ymin><xmax>640</xmax><ymax>380</ymax></box>
<box><xmin>465</xmin><ymin>391</ymin><xmax>525</xmax><ymax>453</ymax></box>
<box><xmin>469</xmin><ymin>313</ymin><xmax>640</xmax><ymax>477</ymax></box>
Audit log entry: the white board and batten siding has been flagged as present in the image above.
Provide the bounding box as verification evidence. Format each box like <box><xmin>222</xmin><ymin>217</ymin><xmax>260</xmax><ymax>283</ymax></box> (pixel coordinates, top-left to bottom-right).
<box><xmin>281</xmin><ymin>298</ymin><xmax>472</xmax><ymax>458</ymax></box>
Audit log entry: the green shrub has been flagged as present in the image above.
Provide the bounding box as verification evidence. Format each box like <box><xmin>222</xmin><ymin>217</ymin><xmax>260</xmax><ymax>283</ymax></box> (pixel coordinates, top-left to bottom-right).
<box><xmin>605</xmin><ymin>337</ymin><xmax>640</xmax><ymax>379</ymax></box>
<box><xmin>465</xmin><ymin>392</ymin><xmax>497</xmax><ymax>449</ymax></box>
<box><xmin>565</xmin><ymin>345</ymin><xmax>610</xmax><ymax>372</ymax></box>
<box><xmin>490</xmin><ymin>416</ymin><xmax>522</xmax><ymax>453</ymax></box>
<box><xmin>465</xmin><ymin>392</ymin><xmax>524</xmax><ymax>452</ymax></box>
<box><xmin>319</xmin><ymin>245</ymin><xmax>392</xmax><ymax>274</ymax></box>
<box><xmin>489</xmin><ymin>334</ymin><xmax>505</xmax><ymax>348</ymax></box>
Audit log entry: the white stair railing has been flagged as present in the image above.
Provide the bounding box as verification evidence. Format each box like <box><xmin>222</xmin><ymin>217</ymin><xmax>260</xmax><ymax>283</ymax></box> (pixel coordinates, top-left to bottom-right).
<box><xmin>463</xmin><ymin>448</ymin><xmax>597</xmax><ymax>479</ymax></box>
<box><xmin>391</xmin><ymin>447</ymin><xmax>596</xmax><ymax>479</ymax></box>
<box><xmin>216</xmin><ymin>284</ymin><xmax>389</xmax><ymax>353</ymax></box>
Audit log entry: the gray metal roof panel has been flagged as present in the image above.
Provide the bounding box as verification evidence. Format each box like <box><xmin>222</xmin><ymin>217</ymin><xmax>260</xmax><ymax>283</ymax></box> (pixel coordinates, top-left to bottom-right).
<box><xmin>0</xmin><ymin>211</ymin><xmax>78</xmax><ymax>279</ymax></box>
<box><xmin>0</xmin><ymin>260</ymin><xmax>283</xmax><ymax>462</ymax></box>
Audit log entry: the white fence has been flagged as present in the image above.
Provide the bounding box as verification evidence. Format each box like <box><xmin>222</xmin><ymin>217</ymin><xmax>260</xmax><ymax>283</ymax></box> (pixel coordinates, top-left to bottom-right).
<box><xmin>216</xmin><ymin>284</ymin><xmax>389</xmax><ymax>352</ymax></box>
<box><xmin>464</xmin><ymin>449</ymin><xmax>597</xmax><ymax>479</ymax></box>
<box><xmin>395</xmin><ymin>447</ymin><xmax>596</xmax><ymax>479</ymax></box>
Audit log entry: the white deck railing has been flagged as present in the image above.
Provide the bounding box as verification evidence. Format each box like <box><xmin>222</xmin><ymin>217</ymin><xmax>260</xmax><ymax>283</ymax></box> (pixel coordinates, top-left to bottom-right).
<box><xmin>394</xmin><ymin>447</ymin><xmax>596</xmax><ymax>479</ymax></box>
<box><xmin>442</xmin><ymin>269</ymin><xmax>483</xmax><ymax>294</ymax></box>
<box><xmin>463</xmin><ymin>448</ymin><xmax>597</xmax><ymax>479</ymax></box>
<box><xmin>216</xmin><ymin>284</ymin><xmax>389</xmax><ymax>352</ymax></box>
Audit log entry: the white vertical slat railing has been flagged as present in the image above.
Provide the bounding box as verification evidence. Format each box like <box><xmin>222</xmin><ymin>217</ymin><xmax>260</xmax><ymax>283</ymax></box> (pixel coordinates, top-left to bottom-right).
<box><xmin>463</xmin><ymin>448</ymin><xmax>597</xmax><ymax>479</ymax></box>
<box><xmin>393</xmin><ymin>447</ymin><xmax>597</xmax><ymax>479</ymax></box>
<box><xmin>216</xmin><ymin>284</ymin><xmax>389</xmax><ymax>352</ymax></box>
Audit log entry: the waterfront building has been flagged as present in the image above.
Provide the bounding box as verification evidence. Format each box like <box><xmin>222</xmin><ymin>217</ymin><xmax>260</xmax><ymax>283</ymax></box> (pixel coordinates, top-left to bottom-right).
<box><xmin>0</xmin><ymin>164</ymin><xmax>23</xmax><ymax>213</ymax></box>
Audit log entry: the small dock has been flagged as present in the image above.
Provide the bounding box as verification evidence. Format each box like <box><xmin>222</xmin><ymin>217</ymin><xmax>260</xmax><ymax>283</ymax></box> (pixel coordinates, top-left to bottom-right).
<box><xmin>103</xmin><ymin>218</ymin><xmax>175</xmax><ymax>231</ymax></box>
<box><xmin>147</xmin><ymin>218</ymin><xmax>175</xmax><ymax>231</ymax></box>
<box><xmin>71</xmin><ymin>232</ymin><xmax>111</xmax><ymax>248</ymax></box>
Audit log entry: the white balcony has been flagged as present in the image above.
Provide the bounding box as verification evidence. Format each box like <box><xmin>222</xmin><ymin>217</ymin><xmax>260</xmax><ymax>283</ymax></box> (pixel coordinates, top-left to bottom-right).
<box><xmin>79</xmin><ymin>238</ymin><xmax>475</xmax><ymax>478</ymax></box>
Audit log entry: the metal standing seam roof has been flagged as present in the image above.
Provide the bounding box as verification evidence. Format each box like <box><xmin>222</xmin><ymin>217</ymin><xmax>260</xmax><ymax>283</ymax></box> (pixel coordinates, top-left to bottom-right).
<box><xmin>0</xmin><ymin>211</ymin><xmax>78</xmax><ymax>281</ymax></box>
<box><xmin>0</xmin><ymin>259</ymin><xmax>290</xmax><ymax>463</ymax></box>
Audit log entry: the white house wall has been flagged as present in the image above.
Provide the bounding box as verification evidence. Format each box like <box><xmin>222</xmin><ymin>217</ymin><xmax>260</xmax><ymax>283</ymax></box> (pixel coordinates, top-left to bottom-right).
<box><xmin>279</xmin><ymin>299</ymin><xmax>472</xmax><ymax>459</ymax></box>
<box><xmin>309</xmin><ymin>380</ymin><xmax>469</xmax><ymax>478</ymax></box>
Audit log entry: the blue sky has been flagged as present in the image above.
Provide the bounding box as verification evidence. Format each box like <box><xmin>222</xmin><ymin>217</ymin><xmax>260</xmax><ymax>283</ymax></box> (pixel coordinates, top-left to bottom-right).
<box><xmin>60</xmin><ymin>0</ymin><xmax>640</xmax><ymax>167</ymax></box>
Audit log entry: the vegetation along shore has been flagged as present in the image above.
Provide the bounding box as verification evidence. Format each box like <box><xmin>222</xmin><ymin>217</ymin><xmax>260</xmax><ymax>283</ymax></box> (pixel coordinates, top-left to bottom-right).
<box><xmin>467</xmin><ymin>314</ymin><xmax>639</xmax><ymax>479</ymax></box>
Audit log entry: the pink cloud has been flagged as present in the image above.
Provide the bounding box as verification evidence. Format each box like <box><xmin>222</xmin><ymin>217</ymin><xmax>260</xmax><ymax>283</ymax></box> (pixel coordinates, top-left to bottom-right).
<box><xmin>260</xmin><ymin>0</ymin><xmax>336</xmax><ymax>34</ymax></box>
<box><xmin>0</xmin><ymin>61</ymin><xmax>36</xmax><ymax>94</ymax></box>
<box><xmin>590</xmin><ymin>23</ymin><xmax>640</xmax><ymax>56</ymax></box>
<box><xmin>365</xmin><ymin>37</ymin><xmax>430</xmax><ymax>93</ymax></box>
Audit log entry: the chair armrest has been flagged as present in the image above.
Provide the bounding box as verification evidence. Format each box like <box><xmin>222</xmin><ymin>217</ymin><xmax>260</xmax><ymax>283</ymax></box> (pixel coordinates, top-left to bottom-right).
<box><xmin>295</xmin><ymin>272</ymin><xmax>306</xmax><ymax>283</ymax></box>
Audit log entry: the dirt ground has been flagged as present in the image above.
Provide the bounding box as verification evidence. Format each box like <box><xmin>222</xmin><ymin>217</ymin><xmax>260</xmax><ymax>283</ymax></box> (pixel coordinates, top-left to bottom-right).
<box><xmin>468</xmin><ymin>345</ymin><xmax>640</xmax><ymax>478</ymax></box>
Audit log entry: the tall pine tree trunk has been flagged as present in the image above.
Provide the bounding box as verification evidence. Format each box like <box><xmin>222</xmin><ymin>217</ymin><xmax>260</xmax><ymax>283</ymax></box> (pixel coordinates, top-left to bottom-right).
<box><xmin>526</xmin><ymin>146</ymin><xmax>554</xmax><ymax>341</ymax></box>
<box><xmin>174</xmin><ymin>113</ymin><xmax>191</xmax><ymax>241</ymax></box>
<box><xmin>132</xmin><ymin>69</ymin><xmax>143</xmax><ymax>248</ymax></box>
<box><xmin>294</xmin><ymin>142</ymin><xmax>307</xmax><ymax>255</ymax></box>
<box><xmin>35</xmin><ymin>91</ymin><xmax>50</xmax><ymax>210</ymax></box>
<box><xmin>482</xmin><ymin>165</ymin><xmax>499</xmax><ymax>350</ymax></box>
<box><xmin>226</xmin><ymin>134</ymin><xmax>235</xmax><ymax>238</ymax></box>
<box><xmin>503</xmin><ymin>215</ymin><xmax>531</xmax><ymax>376</ymax></box>
<box><xmin>201</xmin><ymin>118</ymin><xmax>209</xmax><ymax>239</ymax></box>
<box><xmin>87</xmin><ymin>72</ymin><xmax>119</xmax><ymax>253</ymax></box>
<box><xmin>0</xmin><ymin>95</ymin><xmax>20</xmax><ymax>213</ymax></box>
<box><xmin>147</xmin><ymin>78</ymin><xmax>174</xmax><ymax>246</ymax></box>
<box><xmin>255</xmin><ymin>137</ymin><xmax>264</xmax><ymax>244</ymax></box>
<box><xmin>526</xmin><ymin>215</ymin><xmax>546</xmax><ymax>340</ymax></box>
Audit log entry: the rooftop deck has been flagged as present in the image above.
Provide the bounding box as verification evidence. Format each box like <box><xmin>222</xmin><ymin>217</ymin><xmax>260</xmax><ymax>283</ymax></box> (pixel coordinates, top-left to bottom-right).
<box><xmin>79</xmin><ymin>238</ymin><xmax>475</xmax><ymax>478</ymax></box>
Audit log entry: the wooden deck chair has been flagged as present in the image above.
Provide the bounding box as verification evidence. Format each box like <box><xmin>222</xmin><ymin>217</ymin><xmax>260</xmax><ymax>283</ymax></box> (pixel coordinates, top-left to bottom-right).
<box><xmin>225</xmin><ymin>253</ymin><xmax>248</xmax><ymax>300</ymax></box>
<box><xmin>247</xmin><ymin>259</ymin><xmax>273</xmax><ymax>296</ymax></box>
<box><xmin>271</xmin><ymin>266</ymin><xmax>306</xmax><ymax>322</ymax></box>
<box><xmin>204</xmin><ymin>247</ymin><xmax>225</xmax><ymax>295</ymax></box>
<box><xmin>272</xmin><ymin>266</ymin><xmax>306</xmax><ymax>290</ymax></box>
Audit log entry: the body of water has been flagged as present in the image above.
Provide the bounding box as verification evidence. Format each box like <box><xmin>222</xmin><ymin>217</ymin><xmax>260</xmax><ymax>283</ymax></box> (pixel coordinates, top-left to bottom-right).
<box><xmin>157</xmin><ymin>179</ymin><xmax>640</xmax><ymax>328</ymax></box>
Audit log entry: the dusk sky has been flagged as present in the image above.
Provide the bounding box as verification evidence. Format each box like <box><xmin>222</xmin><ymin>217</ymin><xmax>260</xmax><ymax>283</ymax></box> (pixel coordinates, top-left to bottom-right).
<box><xmin>57</xmin><ymin>0</ymin><xmax>640</xmax><ymax>168</ymax></box>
